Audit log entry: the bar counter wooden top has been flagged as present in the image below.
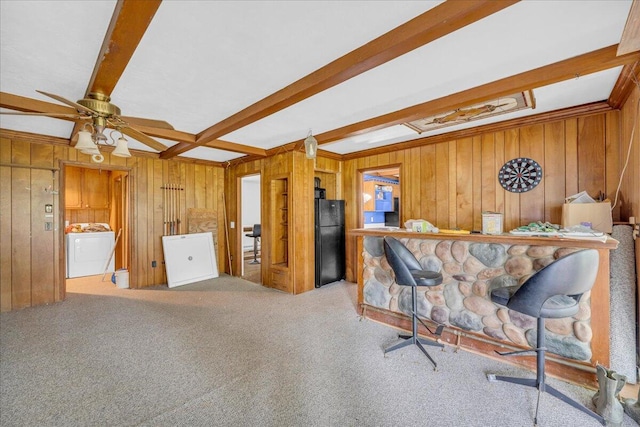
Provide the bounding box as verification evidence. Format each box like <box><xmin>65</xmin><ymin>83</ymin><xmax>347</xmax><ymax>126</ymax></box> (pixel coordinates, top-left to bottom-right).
<box><xmin>350</xmin><ymin>227</ymin><xmax>618</xmax><ymax>388</ymax></box>
<box><xmin>350</xmin><ymin>227</ymin><xmax>619</xmax><ymax>249</ymax></box>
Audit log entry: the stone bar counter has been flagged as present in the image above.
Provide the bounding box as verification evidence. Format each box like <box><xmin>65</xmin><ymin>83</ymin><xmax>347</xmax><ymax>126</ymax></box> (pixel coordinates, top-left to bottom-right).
<box><xmin>350</xmin><ymin>228</ymin><xmax>619</xmax><ymax>388</ymax></box>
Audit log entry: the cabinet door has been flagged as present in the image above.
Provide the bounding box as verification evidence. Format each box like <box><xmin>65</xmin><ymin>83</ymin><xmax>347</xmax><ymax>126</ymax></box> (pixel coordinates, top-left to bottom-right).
<box><xmin>84</xmin><ymin>169</ymin><xmax>110</xmax><ymax>209</ymax></box>
<box><xmin>65</xmin><ymin>166</ymin><xmax>84</xmax><ymax>208</ymax></box>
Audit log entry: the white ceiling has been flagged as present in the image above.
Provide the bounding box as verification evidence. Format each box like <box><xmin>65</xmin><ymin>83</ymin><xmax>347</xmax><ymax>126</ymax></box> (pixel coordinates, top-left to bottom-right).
<box><xmin>0</xmin><ymin>0</ymin><xmax>635</xmax><ymax>163</ymax></box>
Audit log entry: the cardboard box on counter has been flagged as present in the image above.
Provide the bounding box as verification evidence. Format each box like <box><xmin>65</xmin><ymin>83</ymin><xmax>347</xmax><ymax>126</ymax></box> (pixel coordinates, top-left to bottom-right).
<box><xmin>561</xmin><ymin>201</ymin><xmax>612</xmax><ymax>233</ymax></box>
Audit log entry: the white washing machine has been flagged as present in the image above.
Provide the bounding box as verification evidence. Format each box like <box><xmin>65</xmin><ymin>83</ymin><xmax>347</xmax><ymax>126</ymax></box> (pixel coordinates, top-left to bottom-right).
<box><xmin>66</xmin><ymin>225</ymin><xmax>115</xmax><ymax>278</ymax></box>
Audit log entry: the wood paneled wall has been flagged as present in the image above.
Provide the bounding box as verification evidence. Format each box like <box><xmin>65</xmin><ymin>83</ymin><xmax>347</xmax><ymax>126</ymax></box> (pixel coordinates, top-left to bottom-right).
<box><xmin>0</xmin><ymin>133</ymin><xmax>225</xmax><ymax>312</ymax></box>
<box><xmin>314</xmin><ymin>155</ymin><xmax>342</xmax><ymax>200</ymax></box>
<box><xmin>2</xmin><ymin>92</ymin><xmax>637</xmax><ymax>311</ymax></box>
<box><xmin>343</xmin><ymin>111</ymin><xmax>625</xmax><ymax>282</ymax></box>
<box><xmin>619</xmin><ymin>84</ymin><xmax>639</xmax><ymax>222</ymax></box>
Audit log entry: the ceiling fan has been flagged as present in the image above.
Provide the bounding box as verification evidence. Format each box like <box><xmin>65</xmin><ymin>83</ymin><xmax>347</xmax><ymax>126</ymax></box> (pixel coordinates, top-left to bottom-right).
<box><xmin>1</xmin><ymin>90</ymin><xmax>173</xmax><ymax>160</ymax></box>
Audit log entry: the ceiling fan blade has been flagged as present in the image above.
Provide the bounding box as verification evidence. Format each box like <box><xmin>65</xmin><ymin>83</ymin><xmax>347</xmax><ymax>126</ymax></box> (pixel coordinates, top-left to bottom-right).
<box><xmin>119</xmin><ymin>116</ymin><xmax>174</xmax><ymax>130</ymax></box>
<box><xmin>120</xmin><ymin>125</ymin><xmax>167</xmax><ymax>151</ymax></box>
<box><xmin>0</xmin><ymin>111</ymin><xmax>83</xmax><ymax>119</ymax></box>
<box><xmin>36</xmin><ymin>90</ymin><xmax>95</xmax><ymax>115</ymax></box>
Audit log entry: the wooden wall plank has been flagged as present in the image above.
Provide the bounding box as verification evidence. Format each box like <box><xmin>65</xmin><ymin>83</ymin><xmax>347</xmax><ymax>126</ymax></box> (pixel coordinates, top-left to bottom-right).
<box><xmin>420</xmin><ymin>144</ymin><xmax>436</xmax><ymax>222</ymax></box>
<box><xmin>565</xmin><ymin>118</ymin><xmax>579</xmax><ymax>197</ymax></box>
<box><xmin>519</xmin><ymin>124</ymin><xmax>545</xmax><ymax>225</ymax></box>
<box><xmin>448</xmin><ymin>140</ymin><xmax>457</xmax><ymax>227</ymax></box>
<box><xmin>408</xmin><ymin>147</ymin><xmax>421</xmax><ymax>219</ymax></box>
<box><xmin>0</xmin><ymin>139</ymin><xmax>12</xmax><ymax>311</ymax></box>
<box><xmin>604</xmin><ymin>110</ymin><xmax>621</xmax><ymax>221</ymax></box>
<box><xmin>152</xmin><ymin>159</ymin><xmax>164</xmax><ymax>284</ymax></box>
<box><xmin>30</xmin><ymin>144</ymin><xmax>55</xmax><ymax>306</ymax></box>
<box><xmin>472</xmin><ymin>136</ymin><xmax>482</xmax><ymax>230</ymax></box>
<box><xmin>435</xmin><ymin>142</ymin><xmax>449</xmax><ymax>228</ymax></box>
<box><xmin>136</xmin><ymin>157</ymin><xmax>149</xmax><ymax>288</ymax></box>
<box><xmin>620</xmin><ymin>88</ymin><xmax>639</xmax><ymax>220</ymax></box>
<box><xmin>456</xmin><ymin>138</ymin><xmax>473</xmax><ymax>229</ymax></box>
<box><xmin>494</xmin><ymin>132</ymin><xmax>505</xmax><ymax>219</ymax></box>
<box><xmin>502</xmin><ymin>129</ymin><xmax>520</xmax><ymax>231</ymax></box>
<box><xmin>194</xmin><ymin>164</ymin><xmax>206</xmax><ymax>208</ymax></box>
<box><xmin>11</xmin><ymin>140</ymin><xmax>31</xmax><ymax>309</ymax></box>
<box><xmin>544</xmin><ymin>121</ymin><xmax>566</xmax><ymax>224</ymax></box>
<box><xmin>578</xmin><ymin>115</ymin><xmax>606</xmax><ymax>197</ymax></box>
<box><xmin>481</xmin><ymin>133</ymin><xmax>496</xmax><ymax>214</ymax></box>
<box><xmin>30</xmin><ymin>168</ymin><xmax>55</xmax><ymax>305</ymax></box>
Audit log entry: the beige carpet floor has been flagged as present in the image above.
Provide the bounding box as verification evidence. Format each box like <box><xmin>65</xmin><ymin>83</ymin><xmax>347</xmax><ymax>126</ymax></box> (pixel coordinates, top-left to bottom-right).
<box><xmin>1</xmin><ymin>275</ymin><xmax>636</xmax><ymax>426</ymax></box>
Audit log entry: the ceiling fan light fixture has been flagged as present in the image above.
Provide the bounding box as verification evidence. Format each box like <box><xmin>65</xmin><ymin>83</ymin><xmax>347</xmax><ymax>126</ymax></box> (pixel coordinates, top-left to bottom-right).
<box><xmin>304</xmin><ymin>130</ymin><xmax>318</xmax><ymax>159</ymax></box>
<box><xmin>112</xmin><ymin>135</ymin><xmax>131</xmax><ymax>158</ymax></box>
<box><xmin>93</xmin><ymin>123</ymin><xmax>108</xmax><ymax>144</ymax></box>
<box><xmin>75</xmin><ymin>123</ymin><xmax>100</xmax><ymax>154</ymax></box>
<box><xmin>81</xmin><ymin>142</ymin><xmax>101</xmax><ymax>156</ymax></box>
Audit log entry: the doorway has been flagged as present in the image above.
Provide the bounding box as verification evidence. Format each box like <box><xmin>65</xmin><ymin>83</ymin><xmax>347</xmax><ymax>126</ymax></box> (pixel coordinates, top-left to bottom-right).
<box><xmin>63</xmin><ymin>163</ymin><xmax>130</xmax><ymax>288</ymax></box>
<box><xmin>240</xmin><ymin>174</ymin><xmax>261</xmax><ymax>283</ymax></box>
<box><xmin>360</xmin><ymin>167</ymin><xmax>401</xmax><ymax>228</ymax></box>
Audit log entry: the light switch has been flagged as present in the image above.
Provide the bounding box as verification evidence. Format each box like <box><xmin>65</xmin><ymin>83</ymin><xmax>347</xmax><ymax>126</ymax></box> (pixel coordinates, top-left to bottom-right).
<box><xmin>230</xmin><ymin>221</ymin><xmax>235</xmax><ymax>229</ymax></box>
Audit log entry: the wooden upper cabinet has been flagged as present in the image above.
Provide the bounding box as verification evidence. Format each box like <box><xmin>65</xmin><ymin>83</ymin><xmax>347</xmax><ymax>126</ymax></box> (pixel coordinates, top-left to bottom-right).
<box><xmin>65</xmin><ymin>166</ymin><xmax>111</xmax><ymax>209</ymax></box>
<box><xmin>65</xmin><ymin>166</ymin><xmax>84</xmax><ymax>208</ymax></box>
<box><xmin>84</xmin><ymin>169</ymin><xmax>110</xmax><ymax>209</ymax></box>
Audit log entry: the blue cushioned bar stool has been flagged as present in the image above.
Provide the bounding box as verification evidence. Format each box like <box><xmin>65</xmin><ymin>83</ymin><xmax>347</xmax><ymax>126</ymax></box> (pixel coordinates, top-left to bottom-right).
<box><xmin>487</xmin><ymin>249</ymin><xmax>605</xmax><ymax>426</ymax></box>
<box><xmin>383</xmin><ymin>236</ymin><xmax>445</xmax><ymax>370</ymax></box>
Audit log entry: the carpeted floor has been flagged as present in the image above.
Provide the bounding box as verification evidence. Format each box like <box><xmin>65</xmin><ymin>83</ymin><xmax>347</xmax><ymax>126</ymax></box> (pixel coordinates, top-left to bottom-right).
<box><xmin>0</xmin><ymin>275</ymin><xmax>636</xmax><ymax>427</ymax></box>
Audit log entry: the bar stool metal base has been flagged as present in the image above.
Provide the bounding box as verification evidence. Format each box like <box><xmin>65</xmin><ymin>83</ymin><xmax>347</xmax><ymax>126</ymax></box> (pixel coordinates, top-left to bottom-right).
<box><xmin>248</xmin><ymin>237</ymin><xmax>260</xmax><ymax>264</ymax></box>
<box><xmin>384</xmin><ymin>286</ymin><xmax>444</xmax><ymax>370</ymax></box>
<box><xmin>487</xmin><ymin>317</ymin><xmax>605</xmax><ymax>426</ymax></box>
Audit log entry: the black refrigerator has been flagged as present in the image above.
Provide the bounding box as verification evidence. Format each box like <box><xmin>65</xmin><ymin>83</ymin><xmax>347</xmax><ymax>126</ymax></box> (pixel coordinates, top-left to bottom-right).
<box><xmin>315</xmin><ymin>199</ymin><xmax>345</xmax><ymax>288</ymax></box>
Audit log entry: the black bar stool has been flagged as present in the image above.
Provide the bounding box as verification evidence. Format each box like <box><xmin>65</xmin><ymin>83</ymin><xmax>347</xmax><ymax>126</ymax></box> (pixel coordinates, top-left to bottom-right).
<box><xmin>487</xmin><ymin>249</ymin><xmax>605</xmax><ymax>426</ymax></box>
<box><xmin>245</xmin><ymin>224</ymin><xmax>261</xmax><ymax>264</ymax></box>
<box><xmin>383</xmin><ymin>236</ymin><xmax>445</xmax><ymax>370</ymax></box>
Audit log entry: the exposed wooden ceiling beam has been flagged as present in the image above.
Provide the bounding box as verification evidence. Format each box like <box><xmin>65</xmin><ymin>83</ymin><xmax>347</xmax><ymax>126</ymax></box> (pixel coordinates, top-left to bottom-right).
<box><xmin>69</xmin><ymin>0</ymin><xmax>162</xmax><ymax>140</ymax></box>
<box><xmin>85</xmin><ymin>0</ymin><xmax>162</xmax><ymax>97</ymax></box>
<box><xmin>202</xmin><ymin>140</ymin><xmax>266</xmax><ymax>157</ymax></box>
<box><xmin>312</xmin><ymin>44</ymin><xmax>640</xmax><ymax>147</ymax></box>
<box><xmin>131</xmin><ymin>125</ymin><xmax>266</xmax><ymax>156</ymax></box>
<box><xmin>608</xmin><ymin>61</ymin><xmax>640</xmax><ymax>109</ymax></box>
<box><xmin>618</xmin><ymin>0</ymin><xmax>640</xmax><ymax>56</ymax></box>
<box><xmin>159</xmin><ymin>0</ymin><xmax>520</xmax><ymax>159</ymax></box>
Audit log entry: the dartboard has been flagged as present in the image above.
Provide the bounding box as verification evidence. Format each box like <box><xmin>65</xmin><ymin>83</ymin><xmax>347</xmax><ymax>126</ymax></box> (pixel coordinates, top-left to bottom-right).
<box><xmin>498</xmin><ymin>158</ymin><xmax>542</xmax><ymax>193</ymax></box>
